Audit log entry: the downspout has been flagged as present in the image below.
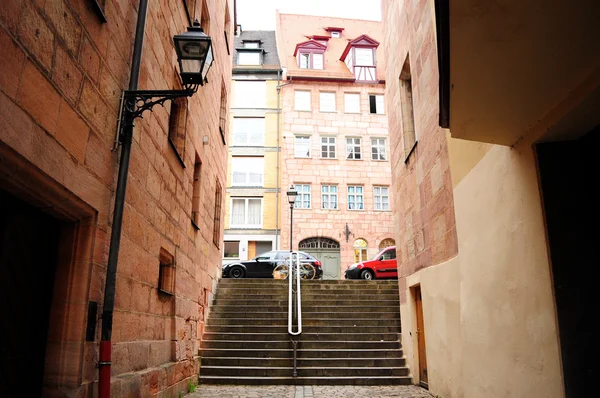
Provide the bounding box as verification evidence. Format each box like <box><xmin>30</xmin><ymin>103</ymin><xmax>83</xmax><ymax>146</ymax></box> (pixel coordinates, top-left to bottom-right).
<box><xmin>275</xmin><ymin>70</ymin><xmax>280</xmax><ymax>249</ymax></box>
<box><xmin>276</xmin><ymin>76</ymin><xmax>292</xmax><ymax>249</ymax></box>
<box><xmin>99</xmin><ymin>1</ymin><xmax>148</xmax><ymax>397</ymax></box>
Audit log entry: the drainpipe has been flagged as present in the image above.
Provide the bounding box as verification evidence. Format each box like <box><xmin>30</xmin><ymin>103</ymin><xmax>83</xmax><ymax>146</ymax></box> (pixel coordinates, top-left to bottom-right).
<box><xmin>275</xmin><ymin>69</ymin><xmax>280</xmax><ymax>249</ymax></box>
<box><xmin>99</xmin><ymin>1</ymin><xmax>148</xmax><ymax>397</ymax></box>
<box><xmin>276</xmin><ymin>76</ymin><xmax>292</xmax><ymax>250</ymax></box>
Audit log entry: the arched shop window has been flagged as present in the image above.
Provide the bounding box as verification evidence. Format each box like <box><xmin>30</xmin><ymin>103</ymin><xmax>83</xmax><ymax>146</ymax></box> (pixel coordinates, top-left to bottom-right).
<box><xmin>353</xmin><ymin>238</ymin><xmax>368</xmax><ymax>263</ymax></box>
<box><xmin>379</xmin><ymin>238</ymin><xmax>395</xmax><ymax>249</ymax></box>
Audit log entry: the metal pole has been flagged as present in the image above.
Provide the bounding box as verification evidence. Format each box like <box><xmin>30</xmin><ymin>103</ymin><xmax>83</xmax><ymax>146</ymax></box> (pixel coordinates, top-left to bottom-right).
<box><xmin>99</xmin><ymin>1</ymin><xmax>148</xmax><ymax>397</ymax></box>
<box><xmin>289</xmin><ymin>203</ymin><xmax>293</xmax><ymax>252</ymax></box>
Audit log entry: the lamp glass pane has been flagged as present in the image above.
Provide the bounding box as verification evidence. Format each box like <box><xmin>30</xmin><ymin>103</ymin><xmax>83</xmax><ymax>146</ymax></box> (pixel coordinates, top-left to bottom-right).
<box><xmin>201</xmin><ymin>46</ymin><xmax>214</xmax><ymax>79</ymax></box>
<box><xmin>181</xmin><ymin>59</ymin><xmax>202</xmax><ymax>74</ymax></box>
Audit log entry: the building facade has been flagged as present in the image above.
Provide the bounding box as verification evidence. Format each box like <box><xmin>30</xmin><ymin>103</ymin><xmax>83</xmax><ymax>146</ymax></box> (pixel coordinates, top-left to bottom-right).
<box><xmin>0</xmin><ymin>0</ymin><xmax>233</xmax><ymax>396</ymax></box>
<box><xmin>222</xmin><ymin>29</ymin><xmax>282</xmax><ymax>263</ymax></box>
<box><xmin>275</xmin><ymin>13</ymin><xmax>395</xmax><ymax>279</ymax></box>
<box><xmin>383</xmin><ymin>0</ymin><xmax>599</xmax><ymax>397</ymax></box>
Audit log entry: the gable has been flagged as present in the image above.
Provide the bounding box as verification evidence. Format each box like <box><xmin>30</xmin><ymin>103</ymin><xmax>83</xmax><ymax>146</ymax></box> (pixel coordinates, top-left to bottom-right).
<box><xmin>294</xmin><ymin>40</ymin><xmax>327</xmax><ymax>56</ymax></box>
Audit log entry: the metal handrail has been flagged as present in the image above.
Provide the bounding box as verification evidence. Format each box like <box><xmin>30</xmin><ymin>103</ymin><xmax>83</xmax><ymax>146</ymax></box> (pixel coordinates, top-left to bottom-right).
<box><xmin>287</xmin><ymin>251</ymin><xmax>302</xmax><ymax>377</ymax></box>
<box><xmin>288</xmin><ymin>251</ymin><xmax>302</xmax><ymax>335</ymax></box>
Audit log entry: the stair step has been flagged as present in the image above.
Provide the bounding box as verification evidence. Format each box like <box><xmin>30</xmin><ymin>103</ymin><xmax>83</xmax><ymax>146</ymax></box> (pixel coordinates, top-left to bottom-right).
<box><xmin>198</xmin><ymin>375</ymin><xmax>412</xmax><ymax>386</ymax></box>
<box><xmin>209</xmin><ymin>311</ymin><xmax>400</xmax><ymax>319</ymax></box>
<box><xmin>199</xmin><ymin>348</ymin><xmax>404</xmax><ymax>358</ymax></box>
<box><xmin>201</xmin><ymin>357</ymin><xmax>406</xmax><ymax>367</ymax></box>
<box><xmin>201</xmin><ymin>332</ymin><xmax>401</xmax><ymax>341</ymax></box>
<box><xmin>205</xmin><ymin>325</ymin><xmax>401</xmax><ymax>333</ymax></box>
<box><xmin>207</xmin><ymin>318</ymin><xmax>401</xmax><ymax>326</ymax></box>
<box><xmin>200</xmin><ymin>340</ymin><xmax>401</xmax><ymax>350</ymax></box>
<box><xmin>199</xmin><ymin>366</ymin><xmax>410</xmax><ymax>377</ymax></box>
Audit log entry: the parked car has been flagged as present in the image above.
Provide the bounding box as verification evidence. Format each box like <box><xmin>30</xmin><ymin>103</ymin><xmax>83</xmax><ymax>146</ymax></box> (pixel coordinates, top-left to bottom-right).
<box><xmin>222</xmin><ymin>250</ymin><xmax>323</xmax><ymax>279</ymax></box>
<box><xmin>344</xmin><ymin>246</ymin><xmax>398</xmax><ymax>280</ymax></box>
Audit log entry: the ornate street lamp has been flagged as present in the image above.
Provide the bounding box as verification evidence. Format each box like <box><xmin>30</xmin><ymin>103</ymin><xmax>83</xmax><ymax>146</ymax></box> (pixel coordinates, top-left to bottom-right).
<box><xmin>287</xmin><ymin>185</ymin><xmax>298</xmax><ymax>252</ymax></box>
<box><xmin>116</xmin><ymin>21</ymin><xmax>213</xmax><ymax>142</ymax></box>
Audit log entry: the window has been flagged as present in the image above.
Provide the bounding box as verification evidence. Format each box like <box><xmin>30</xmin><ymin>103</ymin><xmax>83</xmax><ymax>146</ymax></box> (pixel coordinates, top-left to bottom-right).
<box><xmin>298</xmin><ymin>52</ymin><xmax>324</xmax><ymax>69</ymax></box>
<box><xmin>348</xmin><ymin>186</ymin><xmax>364</xmax><ymax>210</ymax></box>
<box><xmin>243</xmin><ymin>41</ymin><xmax>260</xmax><ymax>48</ymax></box>
<box><xmin>294</xmin><ymin>136</ymin><xmax>310</xmax><ymax>158</ymax></box>
<box><xmin>224</xmin><ymin>241</ymin><xmax>240</xmax><ymax>258</ymax></box>
<box><xmin>380</xmin><ymin>247</ymin><xmax>396</xmax><ymax>260</ymax></box>
<box><xmin>191</xmin><ymin>155</ymin><xmax>202</xmax><ymax>228</ymax></box>
<box><xmin>219</xmin><ymin>80</ymin><xmax>227</xmax><ymax>144</ymax></box>
<box><xmin>319</xmin><ymin>92</ymin><xmax>336</xmax><ymax>112</ymax></box>
<box><xmin>230</xmin><ymin>198</ymin><xmax>262</xmax><ymax>228</ymax></box>
<box><xmin>238</xmin><ymin>51</ymin><xmax>260</xmax><ymax>65</ymax></box>
<box><xmin>294</xmin><ymin>184</ymin><xmax>311</xmax><ymax>209</ymax></box>
<box><xmin>224</xmin><ymin>3</ymin><xmax>231</xmax><ymax>55</ymax></box>
<box><xmin>213</xmin><ymin>180</ymin><xmax>222</xmax><ymax>247</ymax></box>
<box><xmin>321</xmin><ymin>185</ymin><xmax>338</xmax><ymax>209</ymax></box>
<box><xmin>374</xmin><ymin>186</ymin><xmax>390</xmax><ymax>211</ymax></box>
<box><xmin>313</xmin><ymin>53</ymin><xmax>324</xmax><ymax>69</ymax></box>
<box><xmin>233</xmin><ymin>117</ymin><xmax>264</xmax><ymax>146</ymax></box>
<box><xmin>331</xmin><ymin>31</ymin><xmax>340</xmax><ymax>38</ymax></box>
<box><xmin>353</xmin><ymin>238</ymin><xmax>368</xmax><ymax>262</ymax></box>
<box><xmin>321</xmin><ymin>136</ymin><xmax>336</xmax><ymax>158</ymax></box>
<box><xmin>168</xmin><ymin>96</ymin><xmax>187</xmax><ymax>165</ymax></box>
<box><xmin>369</xmin><ymin>94</ymin><xmax>384</xmax><ymax>114</ymax></box>
<box><xmin>346</xmin><ymin>138</ymin><xmax>361</xmax><ymax>160</ymax></box>
<box><xmin>231</xmin><ymin>157</ymin><xmax>264</xmax><ymax>186</ymax></box>
<box><xmin>355</xmin><ymin>48</ymin><xmax>374</xmax><ymax>66</ymax></box>
<box><xmin>158</xmin><ymin>248</ymin><xmax>175</xmax><ymax>295</ymax></box>
<box><xmin>344</xmin><ymin>93</ymin><xmax>360</xmax><ymax>113</ymax></box>
<box><xmin>371</xmin><ymin>138</ymin><xmax>386</xmax><ymax>160</ymax></box>
<box><xmin>234</xmin><ymin>80</ymin><xmax>266</xmax><ymax>108</ymax></box>
<box><xmin>400</xmin><ymin>55</ymin><xmax>417</xmax><ymax>162</ymax></box>
<box><xmin>294</xmin><ymin>90</ymin><xmax>311</xmax><ymax>111</ymax></box>
<box><xmin>379</xmin><ymin>238</ymin><xmax>395</xmax><ymax>249</ymax></box>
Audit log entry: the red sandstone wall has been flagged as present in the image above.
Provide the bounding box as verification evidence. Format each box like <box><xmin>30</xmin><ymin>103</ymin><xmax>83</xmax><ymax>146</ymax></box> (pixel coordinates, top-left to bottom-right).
<box><xmin>382</xmin><ymin>0</ymin><xmax>458</xmax><ymax>303</ymax></box>
<box><xmin>0</xmin><ymin>0</ymin><xmax>232</xmax><ymax>396</ymax></box>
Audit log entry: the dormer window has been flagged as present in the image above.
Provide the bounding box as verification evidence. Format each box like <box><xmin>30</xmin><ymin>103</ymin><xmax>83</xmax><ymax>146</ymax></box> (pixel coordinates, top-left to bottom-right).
<box><xmin>238</xmin><ymin>51</ymin><xmax>261</xmax><ymax>65</ymax></box>
<box><xmin>331</xmin><ymin>31</ymin><xmax>340</xmax><ymax>38</ymax></box>
<box><xmin>325</xmin><ymin>27</ymin><xmax>344</xmax><ymax>38</ymax></box>
<box><xmin>243</xmin><ymin>41</ymin><xmax>260</xmax><ymax>49</ymax></box>
<box><xmin>294</xmin><ymin>40</ymin><xmax>327</xmax><ymax>70</ymax></box>
<box><xmin>298</xmin><ymin>52</ymin><xmax>323</xmax><ymax>69</ymax></box>
<box><xmin>340</xmin><ymin>35</ymin><xmax>380</xmax><ymax>82</ymax></box>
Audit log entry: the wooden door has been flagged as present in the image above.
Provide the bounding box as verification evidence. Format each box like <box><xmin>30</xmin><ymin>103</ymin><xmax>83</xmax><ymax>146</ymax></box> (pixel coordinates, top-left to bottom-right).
<box><xmin>415</xmin><ymin>286</ymin><xmax>428</xmax><ymax>387</ymax></box>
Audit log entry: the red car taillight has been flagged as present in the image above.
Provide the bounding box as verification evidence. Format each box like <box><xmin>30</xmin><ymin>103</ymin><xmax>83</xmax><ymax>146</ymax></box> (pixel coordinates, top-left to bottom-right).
<box><xmin>314</xmin><ymin>261</ymin><xmax>322</xmax><ymax>267</ymax></box>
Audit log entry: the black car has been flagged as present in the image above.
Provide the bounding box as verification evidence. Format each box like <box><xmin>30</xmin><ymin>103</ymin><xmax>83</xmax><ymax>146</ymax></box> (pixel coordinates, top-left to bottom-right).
<box><xmin>222</xmin><ymin>250</ymin><xmax>323</xmax><ymax>279</ymax></box>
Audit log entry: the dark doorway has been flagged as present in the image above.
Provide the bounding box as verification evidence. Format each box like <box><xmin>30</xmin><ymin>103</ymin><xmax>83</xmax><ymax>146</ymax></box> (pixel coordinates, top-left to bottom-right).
<box><xmin>536</xmin><ymin>127</ymin><xmax>599</xmax><ymax>397</ymax></box>
<box><xmin>0</xmin><ymin>189</ymin><xmax>61</xmax><ymax>396</ymax></box>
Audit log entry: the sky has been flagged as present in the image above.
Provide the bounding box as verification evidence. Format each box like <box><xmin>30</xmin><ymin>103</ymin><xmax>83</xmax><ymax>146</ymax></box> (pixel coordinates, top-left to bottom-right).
<box><xmin>235</xmin><ymin>0</ymin><xmax>382</xmax><ymax>30</ymax></box>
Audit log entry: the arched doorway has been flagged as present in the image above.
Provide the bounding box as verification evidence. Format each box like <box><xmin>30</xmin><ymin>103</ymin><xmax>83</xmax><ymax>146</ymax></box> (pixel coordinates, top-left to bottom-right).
<box><xmin>299</xmin><ymin>237</ymin><xmax>341</xmax><ymax>280</ymax></box>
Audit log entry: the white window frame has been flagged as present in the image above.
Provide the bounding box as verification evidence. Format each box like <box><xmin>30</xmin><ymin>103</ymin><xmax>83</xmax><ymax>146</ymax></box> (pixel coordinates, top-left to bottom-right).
<box><xmin>355</xmin><ymin>47</ymin><xmax>374</xmax><ymax>66</ymax></box>
<box><xmin>331</xmin><ymin>31</ymin><xmax>340</xmax><ymax>38</ymax></box>
<box><xmin>346</xmin><ymin>137</ymin><xmax>362</xmax><ymax>160</ymax></box>
<box><xmin>369</xmin><ymin>94</ymin><xmax>385</xmax><ymax>114</ymax></box>
<box><xmin>294</xmin><ymin>135</ymin><xmax>311</xmax><ymax>158</ymax></box>
<box><xmin>344</xmin><ymin>93</ymin><xmax>360</xmax><ymax>113</ymax></box>
<box><xmin>312</xmin><ymin>53</ymin><xmax>324</xmax><ymax>69</ymax></box>
<box><xmin>371</xmin><ymin>138</ymin><xmax>387</xmax><ymax>160</ymax></box>
<box><xmin>319</xmin><ymin>92</ymin><xmax>336</xmax><ymax>112</ymax></box>
<box><xmin>347</xmin><ymin>186</ymin><xmax>364</xmax><ymax>210</ymax></box>
<box><xmin>299</xmin><ymin>53</ymin><xmax>310</xmax><ymax>68</ymax></box>
<box><xmin>294</xmin><ymin>184</ymin><xmax>311</xmax><ymax>209</ymax></box>
<box><xmin>234</xmin><ymin>80</ymin><xmax>266</xmax><ymax>108</ymax></box>
<box><xmin>321</xmin><ymin>185</ymin><xmax>338</xmax><ymax>209</ymax></box>
<box><xmin>237</xmin><ymin>51</ymin><xmax>261</xmax><ymax>65</ymax></box>
<box><xmin>294</xmin><ymin>90</ymin><xmax>311</xmax><ymax>111</ymax></box>
<box><xmin>321</xmin><ymin>136</ymin><xmax>336</xmax><ymax>159</ymax></box>
<box><xmin>232</xmin><ymin>117</ymin><xmax>265</xmax><ymax>146</ymax></box>
<box><xmin>231</xmin><ymin>157</ymin><xmax>264</xmax><ymax>186</ymax></box>
<box><xmin>374</xmin><ymin>186</ymin><xmax>390</xmax><ymax>211</ymax></box>
<box><xmin>243</xmin><ymin>41</ymin><xmax>260</xmax><ymax>48</ymax></box>
<box><xmin>230</xmin><ymin>198</ymin><xmax>263</xmax><ymax>228</ymax></box>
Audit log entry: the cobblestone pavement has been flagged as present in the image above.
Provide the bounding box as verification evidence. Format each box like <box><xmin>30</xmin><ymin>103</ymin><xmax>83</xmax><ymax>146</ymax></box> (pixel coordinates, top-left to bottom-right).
<box><xmin>189</xmin><ymin>385</ymin><xmax>434</xmax><ymax>398</ymax></box>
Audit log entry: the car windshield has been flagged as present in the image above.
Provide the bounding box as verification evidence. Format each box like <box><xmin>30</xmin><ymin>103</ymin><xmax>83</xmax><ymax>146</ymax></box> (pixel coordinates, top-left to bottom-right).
<box><xmin>253</xmin><ymin>251</ymin><xmax>275</xmax><ymax>260</ymax></box>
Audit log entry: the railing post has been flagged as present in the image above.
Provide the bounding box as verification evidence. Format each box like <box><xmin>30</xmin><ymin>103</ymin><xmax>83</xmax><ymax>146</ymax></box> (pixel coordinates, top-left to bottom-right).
<box><xmin>287</xmin><ymin>252</ymin><xmax>302</xmax><ymax>378</ymax></box>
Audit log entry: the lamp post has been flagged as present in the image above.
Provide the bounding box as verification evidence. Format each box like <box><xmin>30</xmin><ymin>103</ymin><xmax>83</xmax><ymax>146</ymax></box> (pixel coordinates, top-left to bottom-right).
<box><xmin>100</xmin><ymin>11</ymin><xmax>213</xmax><ymax>398</ymax></box>
<box><xmin>287</xmin><ymin>185</ymin><xmax>298</xmax><ymax>252</ymax></box>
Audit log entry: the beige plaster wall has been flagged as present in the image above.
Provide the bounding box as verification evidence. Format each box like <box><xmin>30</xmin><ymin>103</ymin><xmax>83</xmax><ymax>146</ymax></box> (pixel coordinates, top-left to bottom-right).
<box><xmin>451</xmin><ymin>142</ymin><xmax>564</xmax><ymax>398</ymax></box>
<box><xmin>403</xmin><ymin>256</ymin><xmax>463</xmax><ymax>398</ymax></box>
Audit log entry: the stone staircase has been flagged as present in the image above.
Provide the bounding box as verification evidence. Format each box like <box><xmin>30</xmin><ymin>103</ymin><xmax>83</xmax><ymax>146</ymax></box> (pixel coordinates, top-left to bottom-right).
<box><xmin>198</xmin><ymin>279</ymin><xmax>411</xmax><ymax>385</ymax></box>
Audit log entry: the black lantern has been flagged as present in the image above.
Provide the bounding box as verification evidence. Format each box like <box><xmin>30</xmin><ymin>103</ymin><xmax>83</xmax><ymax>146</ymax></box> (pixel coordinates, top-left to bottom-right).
<box><xmin>287</xmin><ymin>185</ymin><xmax>298</xmax><ymax>206</ymax></box>
<box><xmin>173</xmin><ymin>22</ymin><xmax>214</xmax><ymax>86</ymax></box>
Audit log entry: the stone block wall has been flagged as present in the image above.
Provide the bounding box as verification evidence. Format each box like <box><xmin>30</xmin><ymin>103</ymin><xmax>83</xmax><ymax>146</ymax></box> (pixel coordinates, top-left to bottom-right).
<box><xmin>0</xmin><ymin>0</ymin><xmax>233</xmax><ymax>396</ymax></box>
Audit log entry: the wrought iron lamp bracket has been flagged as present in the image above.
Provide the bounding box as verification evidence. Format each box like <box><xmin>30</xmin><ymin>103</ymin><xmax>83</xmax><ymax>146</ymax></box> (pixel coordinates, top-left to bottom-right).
<box><xmin>114</xmin><ymin>84</ymin><xmax>198</xmax><ymax>148</ymax></box>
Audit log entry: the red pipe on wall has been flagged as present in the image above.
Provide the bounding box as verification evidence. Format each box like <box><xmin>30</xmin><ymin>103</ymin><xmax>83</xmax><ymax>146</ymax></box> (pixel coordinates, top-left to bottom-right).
<box><xmin>98</xmin><ymin>341</ymin><xmax>111</xmax><ymax>398</ymax></box>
